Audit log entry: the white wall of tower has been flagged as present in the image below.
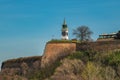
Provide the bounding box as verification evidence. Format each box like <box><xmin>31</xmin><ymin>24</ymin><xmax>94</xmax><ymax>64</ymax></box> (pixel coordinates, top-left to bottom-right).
<box><xmin>62</xmin><ymin>36</ymin><xmax>68</xmax><ymax>40</ymax></box>
<box><xmin>62</xmin><ymin>30</ymin><xmax>68</xmax><ymax>40</ymax></box>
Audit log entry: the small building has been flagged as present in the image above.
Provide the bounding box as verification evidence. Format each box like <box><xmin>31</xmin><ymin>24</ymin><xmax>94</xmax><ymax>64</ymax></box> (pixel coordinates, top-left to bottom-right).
<box><xmin>97</xmin><ymin>31</ymin><xmax>120</xmax><ymax>41</ymax></box>
<box><xmin>98</xmin><ymin>33</ymin><xmax>117</xmax><ymax>39</ymax></box>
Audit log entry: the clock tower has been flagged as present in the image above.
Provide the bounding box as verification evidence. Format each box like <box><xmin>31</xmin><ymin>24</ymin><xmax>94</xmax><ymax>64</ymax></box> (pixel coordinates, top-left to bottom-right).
<box><xmin>61</xmin><ymin>19</ymin><xmax>68</xmax><ymax>40</ymax></box>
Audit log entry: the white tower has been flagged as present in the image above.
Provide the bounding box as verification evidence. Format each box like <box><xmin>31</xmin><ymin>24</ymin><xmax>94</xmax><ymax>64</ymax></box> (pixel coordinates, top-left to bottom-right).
<box><xmin>61</xmin><ymin>19</ymin><xmax>68</xmax><ymax>40</ymax></box>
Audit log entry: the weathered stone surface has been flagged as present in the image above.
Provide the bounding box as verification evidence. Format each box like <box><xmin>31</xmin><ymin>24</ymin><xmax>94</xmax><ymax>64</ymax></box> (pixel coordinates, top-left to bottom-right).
<box><xmin>1</xmin><ymin>56</ymin><xmax>42</xmax><ymax>76</ymax></box>
<box><xmin>41</xmin><ymin>43</ymin><xmax>76</xmax><ymax>68</ymax></box>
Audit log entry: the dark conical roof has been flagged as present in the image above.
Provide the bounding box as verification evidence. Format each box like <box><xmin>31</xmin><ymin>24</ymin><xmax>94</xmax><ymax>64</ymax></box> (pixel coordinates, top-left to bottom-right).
<box><xmin>62</xmin><ymin>18</ymin><xmax>68</xmax><ymax>31</ymax></box>
<box><xmin>63</xmin><ymin>18</ymin><xmax>66</xmax><ymax>25</ymax></box>
<box><xmin>62</xmin><ymin>18</ymin><xmax>67</xmax><ymax>28</ymax></box>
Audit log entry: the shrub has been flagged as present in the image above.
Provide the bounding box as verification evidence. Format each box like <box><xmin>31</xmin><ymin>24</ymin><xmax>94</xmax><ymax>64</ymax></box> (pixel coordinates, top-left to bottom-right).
<box><xmin>29</xmin><ymin>60</ymin><xmax>61</xmax><ymax>80</ymax></box>
<box><xmin>47</xmin><ymin>59</ymin><xmax>84</xmax><ymax>80</ymax></box>
<box><xmin>82</xmin><ymin>62</ymin><xmax>102</xmax><ymax>80</ymax></box>
<box><xmin>67</xmin><ymin>51</ymin><xmax>96</xmax><ymax>63</ymax></box>
<box><xmin>100</xmin><ymin>51</ymin><xmax>120</xmax><ymax>66</ymax></box>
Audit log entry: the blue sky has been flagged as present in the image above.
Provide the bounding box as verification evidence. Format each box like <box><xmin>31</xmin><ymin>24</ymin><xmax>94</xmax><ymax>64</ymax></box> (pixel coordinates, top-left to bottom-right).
<box><xmin>0</xmin><ymin>0</ymin><xmax>120</xmax><ymax>67</ymax></box>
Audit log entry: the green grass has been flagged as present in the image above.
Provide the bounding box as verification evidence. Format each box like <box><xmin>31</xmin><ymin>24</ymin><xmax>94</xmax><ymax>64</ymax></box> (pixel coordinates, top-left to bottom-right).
<box><xmin>47</xmin><ymin>39</ymin><xmax>79</xmax><ymax>43</ymax></box>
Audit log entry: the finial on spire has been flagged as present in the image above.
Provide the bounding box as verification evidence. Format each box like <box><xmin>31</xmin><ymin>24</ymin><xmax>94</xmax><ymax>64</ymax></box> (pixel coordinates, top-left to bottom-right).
<box><xmin>63</xmin><ymin>18</ymin><xmax>66</xmax><ymax>25</ymax></box>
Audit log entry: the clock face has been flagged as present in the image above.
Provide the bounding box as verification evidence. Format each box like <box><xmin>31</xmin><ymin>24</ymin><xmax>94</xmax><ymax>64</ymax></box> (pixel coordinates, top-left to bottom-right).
<box><xmin>62</xmin><ymin>32</ymin><xmax>66</xmax><ymax>36</ymax></box>
<box><xmin>62</xmin><ymin>31</ymin><xmax>68</xmax><ymax>36</ymax></box>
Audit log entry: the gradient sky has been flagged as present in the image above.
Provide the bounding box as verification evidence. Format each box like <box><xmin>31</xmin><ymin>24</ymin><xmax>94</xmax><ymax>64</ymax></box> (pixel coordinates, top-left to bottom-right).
<box><xmin>0</xmin><ymin>0</ymin><xmax>120</xmax><ymax>67</ymax></box>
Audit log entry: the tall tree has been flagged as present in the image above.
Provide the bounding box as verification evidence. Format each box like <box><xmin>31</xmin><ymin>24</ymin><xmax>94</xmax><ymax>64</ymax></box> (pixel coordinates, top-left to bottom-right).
<box><xmin>73</xmin><ymin>26</ymin><xmax>93</xmax><ymax>41</ymax></box>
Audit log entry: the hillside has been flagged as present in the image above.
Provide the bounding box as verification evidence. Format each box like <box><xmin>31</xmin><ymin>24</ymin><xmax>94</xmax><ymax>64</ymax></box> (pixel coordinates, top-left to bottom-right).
<box><xmin>1</xmin><ymin>56</ymin><xmax>42</xmax><ymax>80</ymax></box>
<box><xmin>1</xmin><ymin>40</ymin><xmax>120</xmax><ymax>80</ymax></box>
<box><xmin>45</xmin><ymin>40</ymin><xmax>120</xmax><ymax>80</ymax></box>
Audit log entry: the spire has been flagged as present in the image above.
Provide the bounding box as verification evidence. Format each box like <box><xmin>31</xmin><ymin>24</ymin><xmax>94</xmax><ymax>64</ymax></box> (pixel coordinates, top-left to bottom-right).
<box><xmin>63</xmin><ymin>18</ymin><xmax>66</xmax><ymax>25</ymax></box>
<box><xmin>61</xmin><ymin>18</ymin><xmax>68</xmax><ymax>40</ymax></box>
<box><xmin>62</xmin><ymin>18</ymin><xmax>67</xmax><ymax>29</ymax></box>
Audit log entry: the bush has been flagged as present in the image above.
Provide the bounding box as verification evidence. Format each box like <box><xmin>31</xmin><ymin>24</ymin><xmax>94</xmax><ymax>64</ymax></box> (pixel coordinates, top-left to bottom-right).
<box><xmin>47</xmin><ymin>59</ymin><xmax>84</xmax><ymax>80</ymax></box>
<box><xmin>100</xmin><ymin>51</ymin><xmax>120</xmax><ymax>66</ymax></box>
<box><xmin>67</xmin><ymin>51</ymin><xmax>96</xmax><ymax>63</ymax></box>
<box><xmin>29</xmin><ymin>60</ymin><xmax>61</xmax><ymax>80</ymax></box>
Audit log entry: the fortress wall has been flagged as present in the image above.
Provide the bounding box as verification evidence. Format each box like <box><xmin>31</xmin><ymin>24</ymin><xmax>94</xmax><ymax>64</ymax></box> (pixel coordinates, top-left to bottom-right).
<box><xmin>41</xmin><ymin>42</ymin><xmax>76</xmax><ymax>68</ymax></box>
<box><xmin>1</xmin><ymin>56</ymin><xmax>42</xmax><ymax>76</ymax></box>
<box><xmin>1</xmin><ymin>42</ymin><xmax>76</xmax><ymax>76</ymax></box>
<box><xmin>76</xmin><ymin>40</ymin><xmax>120</xmax><ymax>52</ymax></box>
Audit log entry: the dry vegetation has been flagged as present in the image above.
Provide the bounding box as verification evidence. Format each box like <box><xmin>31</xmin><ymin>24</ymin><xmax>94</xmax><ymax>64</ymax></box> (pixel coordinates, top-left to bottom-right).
<box><xmin>45</xmin><ymin>50</ymin><xmax>120</xmax><ymax>80</ymax></box>
<box><xmin>1</xmin><ymin>56</ymin><xmax>42</xmax><ymax>80</ymax></box>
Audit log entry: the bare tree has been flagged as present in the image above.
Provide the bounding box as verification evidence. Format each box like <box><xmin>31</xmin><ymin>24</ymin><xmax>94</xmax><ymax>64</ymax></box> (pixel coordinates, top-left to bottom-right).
<box><xmin>73</xmin><ymin>26</ymin><xmax>93</xmax><ymax>42</ymax></box>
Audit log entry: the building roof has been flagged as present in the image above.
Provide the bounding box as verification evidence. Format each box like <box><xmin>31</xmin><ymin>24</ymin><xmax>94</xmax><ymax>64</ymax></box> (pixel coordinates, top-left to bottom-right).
<box><xmin>62</xmin><ymin>18</ymin><xmax>68</xmax><ymax>29</ymax></box>
<box><xmin>99</xmin><ymin>33</ymin><xmax>117</xmax><ymax>36</ymax></box>
<box><xmin>63</xmin><ymin>18</ymin><xmax>66</xmax><ymax>25</ymax></box>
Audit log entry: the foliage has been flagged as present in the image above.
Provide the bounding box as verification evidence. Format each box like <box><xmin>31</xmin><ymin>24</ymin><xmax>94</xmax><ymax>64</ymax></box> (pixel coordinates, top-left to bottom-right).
<box><xmin>101</xmin><ymin>51</ymin><xmax>120</xmax><ymax>66</ymax></box>
<box><xmin>47</xmin><ymin>59</ymin><xmax>84</xmax><ymax>80</ymax></box>
<box><xmin>82</xmin><ymin>62</ymin><xmax>117</xmax><ymax>80</ymax></box>
<box><xmin>82</xmin><ymin>62</ymin><xmax>102</xmax><ymax>80</ymax></box>
<box><xmin>2</xmin><ymin>56</ymin><xmax>42</xmax><ymax>69</ymax></box>
<box><xmin>29</xmin><ymin>60</ymin><xmax>61</xmax><ymax>80</ymax></box>
<box><xmin>46</xmin><ymin>57</ymin><xmax>119</xmax><ymax>80</ymax></box>
<box><xmin>67</xmin><ymin>51</ymin><xmax>89</xmax><ymax>63</ymax></box>
<box><xmin>66</xmin><ymin>50</ymin><xmax>120</xmax><ymax>80</ymax></box>
<box><xmin>1</xmin><ymin>50</ymin><xmax>120</xmax><ymax>80</ymax></box>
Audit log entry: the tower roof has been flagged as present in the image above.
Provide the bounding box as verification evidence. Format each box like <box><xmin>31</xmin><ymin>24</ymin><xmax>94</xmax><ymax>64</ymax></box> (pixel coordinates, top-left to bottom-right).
<box><xmin>62</xmin><ymin>18</ymin><xmax>68</xmax><ymax>31</ymax></box>
<box><xmin>63</xmin><ymin>18</ymin><xmax>66</xmax><ymax>25</ymax></box>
